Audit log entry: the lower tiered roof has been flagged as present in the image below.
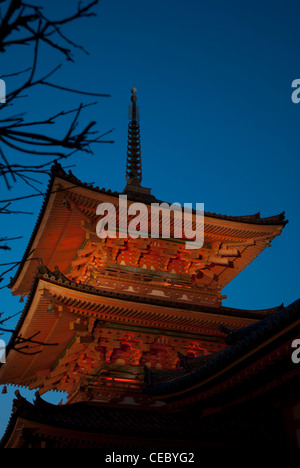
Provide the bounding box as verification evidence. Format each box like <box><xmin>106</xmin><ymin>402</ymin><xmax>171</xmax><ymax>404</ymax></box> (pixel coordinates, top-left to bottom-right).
<box><xmin>1</xmin><ymin>297</ymin><xmax>300</xmax><ymax>448</ymax></box>
<box><xmin>144</xmin><ymin>298</ymin><xmax>300</xmax><ymax>406</ymax></box>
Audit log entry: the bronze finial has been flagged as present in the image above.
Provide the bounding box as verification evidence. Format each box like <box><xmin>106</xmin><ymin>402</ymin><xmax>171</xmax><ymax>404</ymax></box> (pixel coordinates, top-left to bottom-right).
<box><xmin>131</xmin><ymin>87</ymin><xmax>137</xmax><ymax>108</ymax></box>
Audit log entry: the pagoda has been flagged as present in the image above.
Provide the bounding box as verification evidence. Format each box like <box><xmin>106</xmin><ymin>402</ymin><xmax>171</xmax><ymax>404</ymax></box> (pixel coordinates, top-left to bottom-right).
<box><xmin>1</xmin><ymin>89</ymin><xmax>299</xmax><ymax>449</ymax></box>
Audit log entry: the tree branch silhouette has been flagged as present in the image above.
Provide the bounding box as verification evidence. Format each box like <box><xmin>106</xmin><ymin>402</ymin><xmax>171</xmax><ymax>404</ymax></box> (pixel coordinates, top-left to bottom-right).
<box><xmin>0</xmin><ymin>0</ymin><xmax>113</xmax><ymax>243</ymax></box>
<box><xmin>0</xmin><ymin>0</ymin><xmax>113</xmax><ymax>342</ymax></box>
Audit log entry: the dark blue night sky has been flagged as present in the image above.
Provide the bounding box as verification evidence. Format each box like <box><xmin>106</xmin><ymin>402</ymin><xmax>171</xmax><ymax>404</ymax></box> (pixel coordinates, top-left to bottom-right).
<box><xmin>0</xmin><ymin>0</ymin><xmax>300</xmax><ymax>437</ymax></box>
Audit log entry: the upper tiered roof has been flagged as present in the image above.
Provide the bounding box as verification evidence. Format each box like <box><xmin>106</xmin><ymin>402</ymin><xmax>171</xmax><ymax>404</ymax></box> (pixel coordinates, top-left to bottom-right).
<box><xmin>8</xmin><ymin>159</ymin><xmax>287</xmax><ymax>303</ymax></box>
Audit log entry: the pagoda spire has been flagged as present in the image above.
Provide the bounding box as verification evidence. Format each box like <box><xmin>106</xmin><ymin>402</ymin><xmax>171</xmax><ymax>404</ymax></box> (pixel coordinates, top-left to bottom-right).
<box><xmin>123</xmin><ymin>87</ymin><xmax>155</xmax><ymax>201</ymax></box>
<box><xmin>126</xmin><ymin>87</ymin><xmax>142</xmax><ymax>186</ymax></box>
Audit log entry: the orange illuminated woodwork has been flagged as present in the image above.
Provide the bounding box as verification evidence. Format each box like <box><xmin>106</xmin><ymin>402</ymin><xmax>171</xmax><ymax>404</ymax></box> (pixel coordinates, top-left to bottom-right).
<box><xmin>0</xmin><ymin>162</ymin><xmax>287</xmax><ymax>405</ymax></box>
<box><xmin>9</xmin><ymin>164</ymin><xmax>287</xmax><ymax>306</ymax></box>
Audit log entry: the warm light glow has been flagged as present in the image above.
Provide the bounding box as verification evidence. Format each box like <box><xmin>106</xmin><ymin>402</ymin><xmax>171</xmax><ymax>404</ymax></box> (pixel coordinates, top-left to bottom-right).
<box><xmin>101</xmin><ymin>377</ymin><xmax>137</xmax><ymax>384</ymax></box>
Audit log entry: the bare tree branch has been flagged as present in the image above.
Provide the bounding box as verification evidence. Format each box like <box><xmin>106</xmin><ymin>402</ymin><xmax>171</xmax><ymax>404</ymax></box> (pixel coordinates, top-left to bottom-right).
<box><xmin>0</xmin><ymin>0</ymin><xmax>113</xmax><ymax>347</ymax></box>
<box><xmin>0</xmin><ymin>0</ymin><xmax>113</xmax><ymax>200</ymax></box>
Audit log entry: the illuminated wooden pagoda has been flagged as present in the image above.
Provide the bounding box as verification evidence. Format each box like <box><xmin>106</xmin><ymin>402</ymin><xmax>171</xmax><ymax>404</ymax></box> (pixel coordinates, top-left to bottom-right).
<box><xmin>1</xmin><ymin>89</ymin><xmax>299</xmax><ymax>449</ymax></box>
